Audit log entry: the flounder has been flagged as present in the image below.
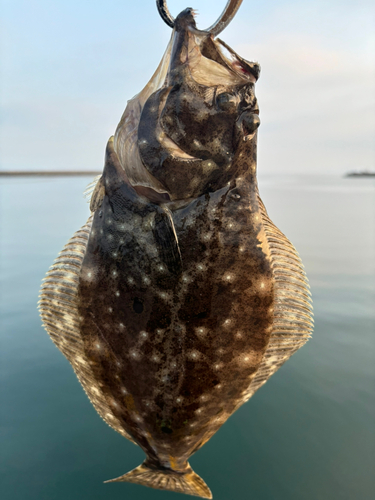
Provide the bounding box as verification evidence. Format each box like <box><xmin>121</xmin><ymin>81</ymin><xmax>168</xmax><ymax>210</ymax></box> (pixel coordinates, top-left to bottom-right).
<box><xmin>39</xmin><ymin>2</ymin><xmax>313</xmax><ymax>498</ymax></box>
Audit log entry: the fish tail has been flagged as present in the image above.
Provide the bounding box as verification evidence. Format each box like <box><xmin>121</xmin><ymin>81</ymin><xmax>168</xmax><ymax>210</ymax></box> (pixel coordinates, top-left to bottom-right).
<box><xmin>104</xmin><ymin>461</ymin><xmax>212</xmax><ymax>499</ymax></box>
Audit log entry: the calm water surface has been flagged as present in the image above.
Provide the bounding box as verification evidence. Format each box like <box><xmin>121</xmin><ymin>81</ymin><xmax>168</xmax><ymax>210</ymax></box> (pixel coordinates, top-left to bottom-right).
<box><xmin>1</xmin><ymin>174</ymin><xmax>374</xmax><ymax>500</ymax></box>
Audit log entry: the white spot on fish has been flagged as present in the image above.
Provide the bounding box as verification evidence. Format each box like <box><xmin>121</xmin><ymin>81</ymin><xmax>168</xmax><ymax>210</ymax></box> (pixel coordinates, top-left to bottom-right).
<box><xmin>195</xmin><ymin>327</ymin><xmax>207</xmax><ymax>339</ymax></box>
<box><xmin>188</xmin><ymin>350</ymin><xmax>201</xmax><ymax>360</ymax></box>
<box><xmin>223</xmin><ymin>318</ymin><xmax>231</xmax><ymax>326</ymax></box>
<box><xmin>119</xmin><ymin>323</ymin><xmax>124</xmax><ymax>329</ymax></box>
<box><xmin>112</xmin><ymin>270</ymin><xmax>118</xmax><ymax>277</ymax></box>
<box><xmin>115</xmin><ymin>291</ymin><xmax>120</xmax><ymax>297</ymax></box>
<box><xmin>127</xmin><ymin>277</ymin><xmax>134</xmax><ymax>284</ymax></box>
<box><xmin>140</xmin><ymin>331</ymin><xmax>148</xmax><ymax>339</ymax></box>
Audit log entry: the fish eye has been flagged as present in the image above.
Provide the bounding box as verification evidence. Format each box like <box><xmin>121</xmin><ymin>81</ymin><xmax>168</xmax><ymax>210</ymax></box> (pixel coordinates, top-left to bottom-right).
<box><xmin>216</xmin><ymin>92</ymin><xmax>238</xmax><ymax>111</ymax></box>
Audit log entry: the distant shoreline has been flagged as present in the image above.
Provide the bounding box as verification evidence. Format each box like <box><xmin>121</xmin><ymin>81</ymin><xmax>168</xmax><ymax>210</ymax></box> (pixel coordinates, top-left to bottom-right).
<box><xmin>345</xmin><ymin>172</ymin><xmax>375</xmax><ymax>178</ymax></box>
<box><xmin>0</xmin><ymin>171</ymin><xmax>102</xmax><ymax>176</ymax></box>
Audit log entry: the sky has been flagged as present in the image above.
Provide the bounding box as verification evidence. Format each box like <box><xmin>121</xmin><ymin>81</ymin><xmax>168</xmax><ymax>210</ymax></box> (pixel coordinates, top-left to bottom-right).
<box><xmin>1</xmin><ymin>0</ymin><xmax>374</xmax><ymax>174</ymax></box>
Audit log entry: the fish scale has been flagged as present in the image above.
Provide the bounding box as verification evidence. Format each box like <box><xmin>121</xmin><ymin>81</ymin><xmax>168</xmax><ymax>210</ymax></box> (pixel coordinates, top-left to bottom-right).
<box><xmin>39</xmin><ymin>4</ymin><xmax>313</xmax><ymax>499</ymax></box>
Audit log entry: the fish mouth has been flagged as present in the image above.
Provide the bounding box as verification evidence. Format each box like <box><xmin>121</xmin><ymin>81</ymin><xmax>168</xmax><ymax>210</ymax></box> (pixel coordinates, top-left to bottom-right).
<box><xmin>178</xmin><ymin>31</ymin><xmax>260</xmax><ymax>88</ymax></box>
<box><xmin>205</xmin><ymin>36</ymin><xmax>260</xmax><ymax>83</ymax></box>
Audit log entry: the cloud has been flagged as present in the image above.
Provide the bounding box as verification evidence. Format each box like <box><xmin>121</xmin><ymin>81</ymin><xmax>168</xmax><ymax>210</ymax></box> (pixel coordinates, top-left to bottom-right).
<box><xmin>1</xmin><ymin>1</ymin><xmax>374</xmax><ymax>174</ymax></box>
<box><xmin>237</xmin><ymin>34</ymin><xmax>375</xmax><ymax>173</ymax></box>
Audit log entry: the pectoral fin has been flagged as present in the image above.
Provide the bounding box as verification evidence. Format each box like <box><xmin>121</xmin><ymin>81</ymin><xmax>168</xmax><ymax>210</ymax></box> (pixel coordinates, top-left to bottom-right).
<box><xmin>153</xmin><ymin>210</ymin><xmax>182</xmax><ymax>275</ymax></box>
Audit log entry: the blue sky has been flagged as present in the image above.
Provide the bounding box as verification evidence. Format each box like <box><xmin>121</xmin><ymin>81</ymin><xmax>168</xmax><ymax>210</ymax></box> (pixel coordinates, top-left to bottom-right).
<box><xmin>1</xmin><ymin>0</ymin><xmax>374</xmax><ymax>174</ymax></box>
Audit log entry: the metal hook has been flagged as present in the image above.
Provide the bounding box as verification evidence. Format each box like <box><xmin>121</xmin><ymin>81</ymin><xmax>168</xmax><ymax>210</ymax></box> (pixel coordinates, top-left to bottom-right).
<box><xmin>156</xmin><ymin>0</ymin><xmax>243</xmax><ymax>36</ymax></box>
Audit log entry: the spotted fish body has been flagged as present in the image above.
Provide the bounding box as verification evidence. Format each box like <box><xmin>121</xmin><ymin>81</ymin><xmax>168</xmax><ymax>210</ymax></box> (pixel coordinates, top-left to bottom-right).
<box><xmin>39</xmin><ymin>8</ymin><xmax>313</xmax><ymax>499</ymax></box>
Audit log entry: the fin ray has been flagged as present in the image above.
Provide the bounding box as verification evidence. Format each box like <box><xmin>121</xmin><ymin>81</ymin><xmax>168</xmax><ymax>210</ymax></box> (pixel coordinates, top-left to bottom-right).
<box><xmin>39</xmin><ymin>216</ymin><xmax>135</xmax><ymax>444</ymax></box>
<box><xmin>242</xmin><ymin>194</ymin><xmax>314</xmax><ymax>401</ymax></box>
<box><xmin>105</xmin><ymin>462</ymin><xmax>212</xmax><ymax>499</ymax></box>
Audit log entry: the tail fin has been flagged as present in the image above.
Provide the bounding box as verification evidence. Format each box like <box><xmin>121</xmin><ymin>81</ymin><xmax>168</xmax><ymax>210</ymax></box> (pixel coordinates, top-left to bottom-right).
<box><xmin>104</xmin><ymin>461</ymin><xmax>212</xmax><ymax>499</ymax></box>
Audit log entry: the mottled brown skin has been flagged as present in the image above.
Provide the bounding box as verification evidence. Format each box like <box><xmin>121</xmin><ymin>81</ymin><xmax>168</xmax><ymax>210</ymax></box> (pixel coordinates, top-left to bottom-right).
<box><xmin>77</xmin><ymin>6</ymin><xmax>273</xmax><ymax>482</ymax></box>
<box><xmin>137</xmin><ymin>12</ymin><xmax>260</xmax><ymax>201</ymax></box>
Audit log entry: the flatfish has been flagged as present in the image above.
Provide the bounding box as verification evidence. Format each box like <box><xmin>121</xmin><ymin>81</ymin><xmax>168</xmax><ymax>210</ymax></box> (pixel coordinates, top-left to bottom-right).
<box><xmin>39</xmin><ymin>2</ymin><xmax>313</xmax><ymax>498</ymax></box>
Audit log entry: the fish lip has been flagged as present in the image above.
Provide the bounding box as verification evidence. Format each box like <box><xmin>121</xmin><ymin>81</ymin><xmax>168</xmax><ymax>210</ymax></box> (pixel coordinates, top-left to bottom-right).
<box><xmin>215</xmin><ymin>38</ymin><xmax>260</xmax><ymax>81</ymax></box>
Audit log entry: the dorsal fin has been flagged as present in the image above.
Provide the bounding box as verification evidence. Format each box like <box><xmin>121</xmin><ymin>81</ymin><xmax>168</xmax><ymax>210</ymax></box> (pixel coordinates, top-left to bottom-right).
<box><xmin>84</xmin><ymin>175</ymin><xmax>102</xmax><ymax>206</ymax></box>
<box><xmin>242</xmin><ymin>195</ymin><xmax>314</xmax><ymax>401</ymax></box>
<box><xmin>38</xmin><ymin>216</ymin><xmax>135</xmax><ymax>444</ymax></box>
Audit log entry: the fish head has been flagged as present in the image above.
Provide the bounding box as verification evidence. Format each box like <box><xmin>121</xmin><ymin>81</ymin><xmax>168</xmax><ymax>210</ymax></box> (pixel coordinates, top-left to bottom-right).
<box><xmin>115</xmin><ymin>8</ymin><xmax>261</xmax><ymax>202</ymax></box>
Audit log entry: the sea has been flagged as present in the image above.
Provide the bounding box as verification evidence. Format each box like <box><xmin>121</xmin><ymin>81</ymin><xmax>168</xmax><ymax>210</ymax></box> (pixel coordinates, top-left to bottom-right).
<box><xmin>1</xmin><ymin>173</ymin><xmax>374</xmax><ymax>500</ymax></box>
